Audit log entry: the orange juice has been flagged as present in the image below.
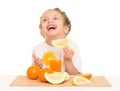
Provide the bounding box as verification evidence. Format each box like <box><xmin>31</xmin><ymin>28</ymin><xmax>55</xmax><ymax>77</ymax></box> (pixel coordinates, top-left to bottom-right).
<box><xmin>50</xmin><ymin>60</ymin><xmax>61</xmax><ymax>72</ymax></box>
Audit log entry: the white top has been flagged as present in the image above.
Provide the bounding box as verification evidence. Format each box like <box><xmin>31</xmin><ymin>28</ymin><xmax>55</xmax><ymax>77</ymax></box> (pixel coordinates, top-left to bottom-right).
<box><xmin>32</xmin><ymin>41</ymin><xmax>81</xmax><ymax>73</ymax></box>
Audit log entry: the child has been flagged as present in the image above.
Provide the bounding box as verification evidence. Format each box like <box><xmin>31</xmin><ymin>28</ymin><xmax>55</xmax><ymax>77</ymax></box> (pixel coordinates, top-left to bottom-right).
<box><xmin>32</xmin><ymin>8</ymin><xmax>81</xmax><ymax>75</ymax></box>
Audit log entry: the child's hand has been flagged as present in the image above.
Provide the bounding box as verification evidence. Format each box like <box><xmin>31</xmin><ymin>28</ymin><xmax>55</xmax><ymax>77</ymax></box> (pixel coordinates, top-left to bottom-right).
<box><xmin>63</xmin><ymin>46</ymin><xmax>74</xmax><ymax>61</ymax></box>
<box><xmin>32</xmin><ymin>53</ymin><xmax>43</xmax><ymax>68</ymax></box>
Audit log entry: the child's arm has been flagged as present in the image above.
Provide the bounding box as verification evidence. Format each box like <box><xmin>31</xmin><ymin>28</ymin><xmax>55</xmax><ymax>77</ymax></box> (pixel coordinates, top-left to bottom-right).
<box><xmin>63</xmin><ymin>46</ymin><xmax>79</xmax><ymax>75</ymax></box>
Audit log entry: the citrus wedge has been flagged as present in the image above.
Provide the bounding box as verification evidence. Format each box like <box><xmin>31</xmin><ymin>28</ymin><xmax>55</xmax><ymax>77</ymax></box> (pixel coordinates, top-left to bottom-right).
<box><xmin>72</xmin><ymin>76</ymin><xmax>91</xmax><ymax>86</ymax></box>
<box><xmin>52</xmin><ymin>38</ymin><xmax>70</xmax><ymax>48</ymax></box>
<box><xmin>63</xmin><ymin>72</ymin><xmax>69</xmax><ymax>81</ymax></box>
<box><xmin>44</xmin><ymin>72</ymin><xmax>66</xmax><ymax>84</ymax></box>
<box><xmin>78</xmin><ymin>73</ymin><xmax>92</xmax><ymax>79</ymax></box>
<box><xmin>43</xmin><ymin>51</ymin><xmax>57</xmax><ymax>66</ymax></box>
<box><xmin>54</xmin><ymin>72</ymin><xmax>69</xmax><ymax>81</ymax></box>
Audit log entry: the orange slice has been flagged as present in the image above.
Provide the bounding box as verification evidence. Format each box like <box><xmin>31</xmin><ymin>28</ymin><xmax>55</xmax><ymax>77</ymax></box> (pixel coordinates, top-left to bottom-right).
<box><xmin>43</xmin><ymin>51</ymin><xmax>57</xmax><ymax>66</ymax></box>
<box><xmin>78</xmin><ymin>73</ymin><xmax>92</xmax><ymax>79</ymax></box>
<box><xmin>52</xmin><ymin>38</ymin><xmax>70</xmax><ymax>48</ymax></box>
<box><xmin>72</xmin><ymin>76</ymin><xmax>91</xmax><ymax>86</ymax></box>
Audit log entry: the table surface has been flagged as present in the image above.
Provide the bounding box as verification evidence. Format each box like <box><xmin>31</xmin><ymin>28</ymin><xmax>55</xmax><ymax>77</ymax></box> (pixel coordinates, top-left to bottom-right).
<box><xmin>0</xmin><ymin>75</ymin><xmax>120</xmax><ymax>91</ymax></box>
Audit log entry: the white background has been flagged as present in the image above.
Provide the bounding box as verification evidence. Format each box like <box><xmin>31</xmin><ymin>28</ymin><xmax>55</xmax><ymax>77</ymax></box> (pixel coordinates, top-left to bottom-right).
<box><xmin>0</xmin><ymin>0</ymin><xmax>120</xmax><ymax>76</ymax></box>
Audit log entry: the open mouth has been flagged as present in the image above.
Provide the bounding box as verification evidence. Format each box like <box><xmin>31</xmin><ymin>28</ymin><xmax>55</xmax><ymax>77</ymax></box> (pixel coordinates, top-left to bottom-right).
<box><xmin>47</xmin><ymin>25</ymin><xmax>57</xmax><ymax>31</ymax></box>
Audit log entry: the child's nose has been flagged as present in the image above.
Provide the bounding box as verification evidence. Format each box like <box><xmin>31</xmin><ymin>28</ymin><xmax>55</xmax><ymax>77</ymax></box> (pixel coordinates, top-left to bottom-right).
<box><xmin>48</xmin><ymin>19</ymin><xmax>53</xmax><ymax>23</ymax></box>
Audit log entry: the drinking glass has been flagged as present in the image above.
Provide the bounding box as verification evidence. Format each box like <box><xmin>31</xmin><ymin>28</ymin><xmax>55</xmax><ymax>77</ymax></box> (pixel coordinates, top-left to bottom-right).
<box><xmin>50</xmin><ymin>53</ymin><xmax>62</xmax><ymax>72</ymax></box>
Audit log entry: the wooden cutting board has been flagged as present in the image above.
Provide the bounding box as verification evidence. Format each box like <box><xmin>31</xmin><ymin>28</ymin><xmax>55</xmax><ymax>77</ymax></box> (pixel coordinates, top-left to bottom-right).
<box><xmin>10</xmin><ymin>75</ymin><xmax>111</xmax><ymax>87</ymax></box>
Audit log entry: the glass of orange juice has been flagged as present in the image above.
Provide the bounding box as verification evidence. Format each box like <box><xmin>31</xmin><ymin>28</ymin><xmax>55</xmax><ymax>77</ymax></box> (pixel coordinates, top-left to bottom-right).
<box><xmin>50</xmin><ymin>59</ymin><xmax>61</xmax><ymax>72</ymax></box>
<box><xmin>50</xmin><ymin>52</ymin><xmax>62</xmax><ymax>72</ymax></box>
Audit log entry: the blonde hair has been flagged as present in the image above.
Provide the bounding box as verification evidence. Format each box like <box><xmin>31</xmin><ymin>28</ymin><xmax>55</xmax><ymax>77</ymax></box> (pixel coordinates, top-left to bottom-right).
<box><xmin>39</xmin><ymin>8</ymin><xmax>71</xmax><ymax>34</ymax></box>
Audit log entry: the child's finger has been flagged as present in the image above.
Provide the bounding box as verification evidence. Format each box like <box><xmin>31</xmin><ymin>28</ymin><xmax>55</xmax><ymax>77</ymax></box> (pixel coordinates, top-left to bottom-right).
<box><xmin>63</xmin><ymin>47</ymin><xmax>69</xmax><ymax>56</ymax></box>
<box><xmin>32</xmin><ymin>53</ymin><xmax>39</xmax><ymax>62</ymax></box>
<box><xmin>37</xmin><ymin>61</ymin><xmax>43</xmax><ymax>68</ymax></box>
<box><xmin>32</xmin><ymin>53</ymin><xmax>36</xmax><ymax>59</ymax></box>
<box><xmin>35</xmin><ymin>59</ymin><xmax>43</xmax><ymax>68</ymax></box>
<box><xmin>70</xmin><ymin>49</ymin><xmax>74</xmax><ymax>54</ymax></box>
<box><xmin>64</xmin><ymin>46</ymin><xmax>73</xmax><ymax>56</ymax></box>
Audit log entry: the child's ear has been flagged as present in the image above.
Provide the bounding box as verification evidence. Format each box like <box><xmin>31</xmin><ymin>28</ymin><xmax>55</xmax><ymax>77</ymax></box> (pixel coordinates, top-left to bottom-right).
<box><xmin>64</xmin><ymin>26</ymin><xmax>69</xmax><ymax>35</ymax></box>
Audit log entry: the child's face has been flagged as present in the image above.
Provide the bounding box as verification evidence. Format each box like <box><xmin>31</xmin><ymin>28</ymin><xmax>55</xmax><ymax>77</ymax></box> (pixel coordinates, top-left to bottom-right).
<box><xmin>40</xmin><ymin>10</ymin><xmax>69</xmax><ymax>39</ymax></box>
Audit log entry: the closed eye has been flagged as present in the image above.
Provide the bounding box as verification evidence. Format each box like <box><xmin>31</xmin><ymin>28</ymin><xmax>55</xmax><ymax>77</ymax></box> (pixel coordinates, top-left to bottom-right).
<box><xmin>53</xmin><ymin>17</ymin><xmax>59</xmax><ymax>20</ymax></box>
<box><xmin>42</xmin><ymin>19</ymin><xmax>47</xmax><ymax>22</ymax></box>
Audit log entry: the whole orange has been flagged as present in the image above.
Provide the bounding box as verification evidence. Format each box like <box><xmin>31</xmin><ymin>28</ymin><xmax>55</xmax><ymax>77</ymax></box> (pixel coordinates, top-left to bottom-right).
<box><xmin>38</xmin><ymin>68</ymin><xmax>53</xmax><ymax>82</ymax></box>
<box><xmin>27</xmin><ymin>65</ymin><xmax>40</xmax><ymax>80</ymax></box>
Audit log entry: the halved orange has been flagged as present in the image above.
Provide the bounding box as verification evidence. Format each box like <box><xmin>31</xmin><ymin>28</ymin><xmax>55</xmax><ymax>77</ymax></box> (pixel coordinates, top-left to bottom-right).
<box><xmin>54</xmin><ymin>72</ymin><xmax>69</xmax><ymax>81</ymax></box>
<box><xmin>44</xmin><ymin>72</ymin><xmax>66</xmax><ymax>84</ymax></box>
<box><xmin>43</xmin><ymin>51</ymin><xmax>57</xmax><ymax>66</ymax></box>
<box><xmin>38</xmin><ymin>68</ymin><xmax>53</xmax><ymax>82</ymax></box>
